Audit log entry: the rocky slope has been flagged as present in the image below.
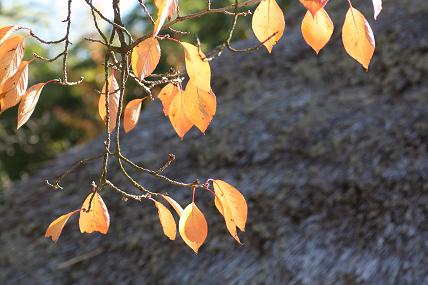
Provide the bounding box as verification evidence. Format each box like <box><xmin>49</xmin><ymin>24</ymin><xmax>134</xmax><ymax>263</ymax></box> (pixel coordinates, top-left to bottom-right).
<box><xmin>1</xmin><ymin>0</ymin><xmax>428</xmax><ymax>284</ymax></box>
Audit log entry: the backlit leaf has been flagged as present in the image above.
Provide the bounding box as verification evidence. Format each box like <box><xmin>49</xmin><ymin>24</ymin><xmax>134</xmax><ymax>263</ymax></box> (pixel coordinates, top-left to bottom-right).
<box><xmin>98</xmin><ymin>71</ymin><xmax>120</xmax><ymax>133</ymax></box>
<box><xmin>299</xmin><ymin>0</ymin><xmax>329</xmax><ymax>16</ymax></box>
<box><xmin>0</xmin><ymin>25</ymin><xmax>18</xmax><ymax>46</ymax></box>
<box><xmin>183</xmin><ymin>79</ymin><xmax>216</xmax><ymax>133</ymax></box>
<box><xmin>0</xmin><ymin>36</ymin><xmax>24</xmax><ymax>84</ymax></box>
<box><xmin>79</xmin><ymin>192</ymin><xmax>110</xmax><ymax>234</ymax></box>
<box><xmin>154</xmin><ymin>200</ymin><xmax>177</xmax><ymax>240</ymax></box>
<box><xmin>123</xmin><ymin>98</ymin><xmax>143</xmax><ymax>133</ymax></box>
<box><xmin>131</xmin><ymin>37</ymin><xmax>161</xmax><ymax>80</ymax></box>
<box><xmin>154</xmin><ymin>0</ymin><xmax>178</xmax><ymax>20</ymax></box>
<box><xmin>213</xmin><ymin>180</ymin><xmax>247</xmax><ymax>232</ymax></box>
<box><xmin>168</xmin><ymin>88</ymin><xmax>193</xmax><ymax>139</ymax></box>
<box><xmin>181</xmin><ymin>42</ymin><xmax>211</xmax><ymax>92</ymax></box>
<box><xmin>252</xmin><ymin>0</ymin><xmax>285</xmax><ymax>53</ymax></box>
<box><xmin>17</xmin><ymin>82</ymin><xmax>46</xmax><ymax>129</ymax></box>
<box><xmin>0</xmin><ymin>60</ymin><xmax>29</xmax><ymax>112</ymax></box>
<box><xmin>301</xmin><ymin>8</ymin><xmax>333</xmax><ymax>54</ymax></box>
<box><xmin>342</xmin><ymin>7</ymin><xmax>375</xmax><ymax>70</ymax></box>
<box><xmin>158</xmin><ymin>83</ymin><xmax>180</xmax><ymax>116</ymax></box>
<box><xmin>179</xmin><ymin>202</ymin><xmax>208</xmax><ymax>253</ymax></box>
<box><xmin>372</xmin><ymin>0</ymin><xmax>382</xmax><ymax>20</ymax></box>
<box><xmin>161</xmin><ymin>194</ymin><xmax>184</xmax><ymax>217</ymax></box>
<box><xmin>153</xmin><ymin>0</ymin><xmax>175</xmax><ymax>36</ymax></box>
<box><xmin>45</xmin><ymin>210</ymin><xmax>79</xmax><ymax>242</ymax></box>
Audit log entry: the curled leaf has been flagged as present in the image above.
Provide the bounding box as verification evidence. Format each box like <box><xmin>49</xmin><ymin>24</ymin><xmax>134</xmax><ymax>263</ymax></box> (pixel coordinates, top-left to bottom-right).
<box><xmin>168</xmin><ymin>88</ymin><xmax>193</xmax><ymax>139</ymax></box>
<box><xmin>98</xmin><ymin>72</ymin><xmax>120</xmax><ymax>133</ymax></box>
<box><xmin>299</xmin><ymin>0</ymin><xmax>329</xmax><ymax>16</ymax></box>
<box><xmin>158</xmin><ymin>83</ymin><xmax>180</xmax><ymax>116</ymax></box>
<box><xmin>0</xmin><ymin>60</ymin><xmax>29</xmax><ymax>112</ymax></box>
<box><xmin>181</xmin><ymin>42</ymin><xmax>211</xmax><ymax>92</ymax></box>
<box><xmin>0</xmin><ymin>36</ymin><xmax>24</xmax><ymax>84</ymax></box>
<box><xmin>372</xmin><ymin>0</ymin><xmax>382</xmax><ymax>20</ymax></box>
<box><xmin>161</xmin><ymin>194</ymin><xmax>184</xmax><ymax>217</ymax></box>
<box><xmin>252</xmin><ymin>0</ymin><xmax>285</xmax><ymax>53</ymax></box>
<box><xmin>301</xmin><ymin>8</ymin><xmax>334</xmax><ymax>54</ymax></box>
<box><xmin>179</xmin><ymin>202</ymin><xmax>208</xmax><ymax>253</ymax></box>
<box><xmin>183</xmin><ymin>79</ymin><xmax>216</xmax><ymax>133</ymax></box>
<box><xmin>123</xmin><ymin>98</ymin><xmax>144</xmax><ymax>133</ymax></box>
<box><xmin>342</xmin><ymin>7</ymin><xmax>375</xmax><ymax>70</ymax></box>
<box><xmin>0</xmin><ymin>25</ymin><xmax>19</xmax><ymax>46</ymax></box>
<box><xmin>131</xmin><ymin>37</ymin><xmax>161</xmax><ymax>80</ymax></box>
<box><xmin>153</xmin><ymin>0</ymin><xmax>175</xmax><ymax>36</ymax></box>
<box><xmin>154</xmin><ymin>200</ymin><xmax>177</xmax><ymax>240</ymax></box>
<box><xmin>45</xmin><ymin>210</ymin><xmax>79</xmax><ymax>242</ymax></box>
<box><xmin>17</xmin><ymin>82</ymin><xmax>46</xmax><ymax>129</ymax></box>
<box><xmin>79</xmin><ymin>192</ymin><xmax>110</xmax><ymax>234</ymax></box>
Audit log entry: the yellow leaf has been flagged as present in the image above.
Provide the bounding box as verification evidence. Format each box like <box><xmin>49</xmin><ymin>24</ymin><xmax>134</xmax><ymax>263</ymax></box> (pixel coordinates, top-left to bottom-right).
<box><xmin>213</xmin><ymin>180</ymin><xmax>247</xmax><ymax>232</ymax></box>
<box><xmin>342</xmin><ymin>7</ymin><xmax>375</xmax><ymax>70</ymax></box>
<box><xmin>372</xmin><ymin>0</ymin><xmax>382</xmax><ymax>20</ymax></box>
<box><xmin>179</xmin><ymin>202</ymin><xmax>208</xmax><ymax>253</ymax></box>
<box><xmin>154</xmin><ymin>200</ymin><xmax>177</xmax><ymax>240</ymax></box>
<box><xmin>123</xmin><ymin>98</ymin><xmax>143</xmax><ymax>133</ymax></box>
<box><xmin>181</xmin><ymin>42</ymin><xmax>211</xmax><ymax>92</ymax></box>
<box><xmin>301</xmin><ymin>8</ymin><xmax>333</xmax><ymax>54</ymax></box>
<box><xmin>0</xmin><ymin>36</ymin><xmax>24</xmax><ymax>84</ymax></box>
<box><xmin>17</xmin><ymin>82</ymin><xmax>46</xmax><ymax>129</ymax></box>
<box><xmin>161</xmin><ymin>194</ymin><xmax>184</xmax><ymax>217</ymax></box>
<box><xmin>153</xmin><ymin>0</ymin><xmax>175</xmax><ymax>36</ymax></box>
<box><xmin>214</xmin><ymin>196</ymin><xmax>224</xmax><ymax>216</ymax></box>
<box><xmin>45</xmin><ymin>210</ymin><xmax>79</xmax><ymax>242</ymax></box>
<box><xmin>0</xmin><ymin>25</ymin><xmax>18</xmax><ymax>46</ymax></box>
<box><xmin>131</xmin><ymin>38</ymin><xmax>161</xmax><ymax>80</ymax></box>
<box><xmin>299</xmin><ymin>0</ymin><xmax>329</xmax><ymax>17</ymax></box>
<box><xmin>98</xmin><ymin>72</ymin><xmax>120</xmax><ymax>133</ymax></box>
<box><xmin>0</xmin><ymin>60</ymin><xmax>29</xmax><ymax>112</ymax></box>
<box><xmin>158</xmin><ymin>83</ymin><xmax>180</xmax><ymax>116</ymax></box>
<box><xmin>79</xmin><ymin>192</ymin><xmax>110</xmax><ymax>234</ymax></box>
<box><xmin>252</xmin><ymin>0</ymin><xmax>285</xmax><ymax>53</ymax></box>
<box><xmin>183</xmin><ymin>79</ymin><xmax>216</xmax><ymax>133</ymax></box>
<box><xmin>168</xmin><ymin>88</ymin><xmax>193</xmax><ymax>139</ymax></box>
<box><xmin>154</xmin><ymin>0</ymin><xmax>178</xmax><ymax>20</ymax></box>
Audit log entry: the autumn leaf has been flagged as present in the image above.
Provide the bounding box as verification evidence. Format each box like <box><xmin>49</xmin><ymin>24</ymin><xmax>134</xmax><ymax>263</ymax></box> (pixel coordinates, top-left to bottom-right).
<box><xmin>181</xmin><ymin>42</ymin><xmax>211</xmax><ymax>92</ymax></box>
<box><xmin>153</xmin><ymin>0</ymin><xmax>175</xmax><ymax>37</ymax></box>
<box><xmin>0</xmin><ymin>60</ymin><xmax>29</xmax><ymax>112</ymax></box>
<box><xmin>79</xmin><ymin>192</ymin><xmax>110</xmax><ymax>234</ymax></box>
<box><xmin>123</xmin><ymin>98</ymin><xmax>144</xmax><ymax>133</ymax></box>
<box><xmin>214</xmin><ymin>194</ymin><xmax>242</xmax><ymax>244</ymax></box>
<box><xmin>168</xmin><ymin>88</ymin><xmax>193</xmax><ymax>139</ymax></box>
<box><xmin>213</xmin><ymin>180</ymin><xmax>247</xmax><ymax>232</ymax></box>
<box><xmin>301</xmin><ymin>8</ymin><xmax>333</xmax><ymax>54</ymax></box>
<box><xmin>158</xmin><ymin>83</ymin><xmax>180</xmax><ymax>116</ymax></box>
<box><xmin>154</xmin><ymin>0</ymin><xmax>178</xmax><ymax>20</ymax></box>
<box><xmin>372</xmin><ymin>0</ymin><xmax>382</xmax><ymax>20</ymax></box>
<box><xmin>342</xmin><ymin>7</ymin><xmax>376</xmax><ymax>70</ymax></box>
<box><xmin>0</xmin><ymin>25</ymin><xmax>18</xmax><ymax>46</ymax></box>
<box><xmin>98</xmin><ymin>71</ymin><xmax>120</xmax><ymax>133</ymax></box>
<box><xmin>179</xmin><ymin>202</ymin><xmax>208</xmax><ymax>253</ymax></box>
<box><xmin>131</xmin><ymin>38</ymin><xmax>161</xmax><ymax>80</ymax></box>
<box><xmin>299</xmin><ymin>0</ymin><xmax>329</xmax><ymax>16</ymax></box>
<box><xmin>17</xmin><ymin>82</ymin><xmax>46</xmax><ymax>129</ymax></box>
<box><xmin>154</xmin><ymin>200</ymin><xmax>177</xmax><ymax>240</ymax></box>
<box><xmin>183</xmin><ymin>79</ymin><xmax>216</xmax><ymax>133</ymax></box>
<box><xmin>45</xmin><ymin>210</ymin><xmax>79</xmax><ymax>242</ymax></box>
<box><xmin>0</xmin><ymin>36</ymin><xmax>24</xmax><ymax>84</ymax></box>
<box><xmin>161</xmin><ymin>194</ymin><xmax>184</xmax><ymax>217</ymax></box>
<box><xmin>252</xmin><ymin>0</ymin><xmax>285</xmax><ymax>53</ymax></box>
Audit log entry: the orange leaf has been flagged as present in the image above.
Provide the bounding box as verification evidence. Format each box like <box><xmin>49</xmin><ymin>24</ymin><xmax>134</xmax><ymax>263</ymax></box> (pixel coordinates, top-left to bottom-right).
<box><xmin>213</xmin><ymin>180</ymin><xmax>247</xmax><ymax>232</ymax></box>
<box><xmin>179</xmin><ymin>202</ymin><xmax>208</xmax><ymax>253</ymax></box>
<box><xmin>342</xmin><ymin>7</ymin><xmax>376</xmax><ymax>70</ymax></box>
<box><xmin>372</xmin><ymin>0</ymin><xmax>382</xmax><ymax>20</ymax></box>
<box><xmin>299</xmin><ymin>0</ymin><xmax>329</xmax><ymax>16</ymax></box>
<box><xmin>161</xmin><ymin>194</ymin><xmax>184</xmax><ymax>217</ymax></box>
<box><xmin>214</xmin><ymin>196</ymin><xmax>224</xmax><ymax>216</ymax></box>
<box><xmin>154</xmin><ymin>200</ymin><xmax>177</xmax><ymax>240</ymax></box>
<box><xmin>216</xmin><ymin>195</ymin><xmax>242</xmax><ymax>244</ymax></box>
<box><xmin>154</xmin><ymin>0</ymin><xmax>178</xmax><ymax>20</ymax></box>
<box><xmin>98</xmin><ymin>72</ymin><xmax>120</xmax><ymax>133</ymax></box>
<box><xmin>153</xmin><ymin>0</ymin><xmax>175</xmax><ymax>36</ymax></box>
<box><xmin>131</xmin><ymin>38</ymin><xmax>161</xmax><ymax>80</ymax></box>
<box><xmin>252</xmin><ymin>0</ymin><xmax>285</xmax><ymax>53</ymax></box>
<box><xmin>0</xmin><ymin>25</ymin><xmax>19</xmax><ymax>46</ymax></box>
<box><xmin>183</xmin><ymin>79</ymin><xmax>216</xmax><ymax>133</ymax></box>
<box><xmin>0</xmin><ymin>60</ymin><xmax>29</xmax><ymax>112</ymax></box>
<box><xmin>17</xmin><ymin>82</ymin><xmax>46</xmax><ymax>129</ymax></box>
<box><xmin>158</xmin><ymin>83</ymin><xmax>180</xmax><ymax>116</ymax></box>
<box><xmin>45</xmin><ymin>210</ymin><xmax>79</xmax><ymax>242</ymax></box>
<box><xmin>79</xmin><ymin>192</ymin><xmax>110</xmax><ymax>234</ymax></box>
<box><xmin>301</xmin><ymin>8</ymin><xmax>333</xmax><ymax>54</ymax></box>
<box><xmin>123</xmin><ymin>98</ymin><xmax>143</xmax><ymax>133</ymax></box>
<box><xmin>181</xmin><ymin>42</ymin><xmax>211</xmax><ymax>92</ymax></box>
<box><xmin>168</xmin><ymin>88</ymin><xmax>193</xmax><ymax>139</ymax></box>
<box><xmin>0</xmin><ymin>36</ymin><xmax>24</xmax><ymax>84</ymax></box>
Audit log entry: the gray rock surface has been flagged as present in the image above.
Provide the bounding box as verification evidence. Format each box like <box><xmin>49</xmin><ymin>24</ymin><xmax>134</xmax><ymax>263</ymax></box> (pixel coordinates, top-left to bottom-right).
<box><xmin>1</xmin><ymin>0</ymin><xmax>428</xmax><ymax>284</ymax></box>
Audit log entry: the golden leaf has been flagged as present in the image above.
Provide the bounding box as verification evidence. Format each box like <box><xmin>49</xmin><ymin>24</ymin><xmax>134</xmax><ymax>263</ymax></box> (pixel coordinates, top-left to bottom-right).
<box><xmin>79</xmin><ymin>192</ymin><xmax>110</xmax><ymax>234</ymax></box>
<box><xmin>131</xmin><ymin>37</ymin><xmax>161</xmax><ymax>80</ymax></box>
<box><xmin>179</xmin><ymin>202</ymin><xmax>208</xmax><ymax>253</ymax></box>
<box><xmin>301</xmin><ymin>8</ymin><xmax>334</xmax><ymax>54</ymax></box>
